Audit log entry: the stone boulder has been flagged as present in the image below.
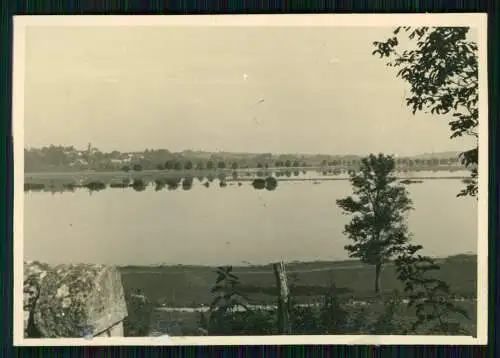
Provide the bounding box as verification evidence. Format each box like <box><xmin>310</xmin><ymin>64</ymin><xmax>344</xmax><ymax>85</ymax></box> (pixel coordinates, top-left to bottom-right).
<box><xmin>23</xmin><ymin>260</ymin><xmax>51</xmax><ymax>337</ymax></box>
<box><xmin>23</xmin><ymin>261</ymin><xmax>128</xmax><ymax>338</ymax></box>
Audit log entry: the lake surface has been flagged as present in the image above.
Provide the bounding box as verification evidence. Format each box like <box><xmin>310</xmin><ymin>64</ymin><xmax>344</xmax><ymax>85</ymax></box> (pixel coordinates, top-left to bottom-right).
<box><xmin>24</xmin><ymin>172</ymin><xmax>478</xmax><ymax>266</ymax></box>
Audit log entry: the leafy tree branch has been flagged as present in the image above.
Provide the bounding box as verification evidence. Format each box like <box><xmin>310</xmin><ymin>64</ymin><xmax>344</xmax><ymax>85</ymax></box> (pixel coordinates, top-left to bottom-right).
<box><xmin>373</xmin><ymin>27</ymin><xmax>479</xmax><ymax>198</ymax></box>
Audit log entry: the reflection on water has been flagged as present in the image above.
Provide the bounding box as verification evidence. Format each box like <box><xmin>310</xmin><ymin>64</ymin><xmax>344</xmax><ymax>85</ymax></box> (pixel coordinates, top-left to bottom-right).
<box><xmin>154</xmin><ymin>179</ymin><xmax>166</xmax><ymax>191</ymax></box>
<box><xmin>252</xmin><ymin>177</ymin><xmax>278</xmax><ymax>191</ymax></box>
<box><xmin>182</xmin><ymin>177</ymin><xmax>194</xmax><ymax>191</ymax></box>
<box><xmin>24</xmin><ymin>169</ymin><xmax>473</xmax><ymax>197</ymax></box>
<box><xmin>132</xmin><ymin>179</ymin><xmax>147</xmax><ymax>192</ymax></box>
<box><xmin>24</xmin><ymin>176</ymin><xmax>477</xmax><ymax>266</ymax></box>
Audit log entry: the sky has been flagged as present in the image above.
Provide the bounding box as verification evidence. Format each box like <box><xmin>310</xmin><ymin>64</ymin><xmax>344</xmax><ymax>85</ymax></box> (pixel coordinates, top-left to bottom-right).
<box><xmin>23</xmin><ymin>25</ymin><xmax>476</xmax><ymax>156</ymax></box>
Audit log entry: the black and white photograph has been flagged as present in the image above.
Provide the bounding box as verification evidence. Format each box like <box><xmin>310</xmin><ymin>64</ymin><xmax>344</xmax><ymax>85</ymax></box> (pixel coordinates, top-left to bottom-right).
<box><xmin>13</xmin><ymin>14</ymin><xmax>488</xmax><ymax>345</ymax></box>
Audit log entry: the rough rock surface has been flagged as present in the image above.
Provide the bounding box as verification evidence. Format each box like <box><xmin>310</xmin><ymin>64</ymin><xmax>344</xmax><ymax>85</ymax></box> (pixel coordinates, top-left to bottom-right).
<box><xmin>23</xmin><ymin>260</ymin><xmax>51</xmax><ymax>337</ymax></box>
<box><xmin>23</xmin><ymin>261</ymin><xmax>127</xmax><ymax>338</ymax></box>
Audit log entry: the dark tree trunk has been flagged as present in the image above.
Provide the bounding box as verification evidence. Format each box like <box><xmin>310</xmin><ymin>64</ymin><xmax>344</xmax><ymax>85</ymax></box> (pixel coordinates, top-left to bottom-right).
<box><xmin>375</xmin><ymin>263</ymin><xmax>382</xmax><ymax>294</ymax></box>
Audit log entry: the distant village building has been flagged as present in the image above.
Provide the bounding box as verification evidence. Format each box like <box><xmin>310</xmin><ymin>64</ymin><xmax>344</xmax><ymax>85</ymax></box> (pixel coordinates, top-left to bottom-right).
<box><xmin>110</xmin><ymin>158</ymin><xmax>130</xmax><ymax>165</ymax></box>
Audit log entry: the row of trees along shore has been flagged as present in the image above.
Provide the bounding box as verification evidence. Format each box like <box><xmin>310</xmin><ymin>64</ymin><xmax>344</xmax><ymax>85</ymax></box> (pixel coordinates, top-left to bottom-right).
<box><xmin>125</xmin><ymin>156</ymin><xmax>462</xmax><ymax>173</ymax></box>
<box><xmin>126</xmin><ymin>26</ymin><xmax>479</xmax><ymax>336</ymax></box>
<box><xmin>25</xmin><ymin>146</ymin><xmax>464</xmax><ymax>174</ymax></box>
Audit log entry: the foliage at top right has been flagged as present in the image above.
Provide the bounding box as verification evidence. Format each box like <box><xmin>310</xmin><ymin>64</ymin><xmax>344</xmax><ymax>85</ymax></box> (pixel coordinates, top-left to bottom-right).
<box><xmin>373</xmin><ymin>27</ymin><xmax>479</xmax><ymax>198</ymax></box>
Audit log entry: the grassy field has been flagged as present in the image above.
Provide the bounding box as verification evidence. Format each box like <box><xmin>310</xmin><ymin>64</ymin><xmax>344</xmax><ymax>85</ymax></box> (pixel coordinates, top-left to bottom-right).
<box><xmin>119</xmin><ymin>254</ymin><xmax>477</xmax><ymax>308</ymax></box>
<box><xmin>128</xmin><ymin>254</ymin><xmax>477</xmax><ymax>336</ymax></box>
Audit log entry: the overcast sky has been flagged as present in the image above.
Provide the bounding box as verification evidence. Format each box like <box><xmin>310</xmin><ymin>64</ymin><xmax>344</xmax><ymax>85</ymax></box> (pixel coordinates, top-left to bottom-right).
<box><xmin>23</xmin><ymin>25</ymin><xmax>475</xmax><ymax>156</ymax></box>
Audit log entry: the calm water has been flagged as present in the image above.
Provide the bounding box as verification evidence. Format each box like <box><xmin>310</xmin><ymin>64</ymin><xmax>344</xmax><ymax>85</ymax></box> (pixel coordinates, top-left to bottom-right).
<box><xmin>24</xmin><ymin>174</ymin><xmax>478</xmax><ymax>266</ymax></box>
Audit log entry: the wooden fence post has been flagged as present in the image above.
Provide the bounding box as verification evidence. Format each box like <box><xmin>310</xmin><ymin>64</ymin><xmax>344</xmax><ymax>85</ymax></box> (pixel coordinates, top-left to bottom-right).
<box><xmin>273</xmin><ymin>261</ymin><xmax>291</xmax><ymax>334</ymax></box>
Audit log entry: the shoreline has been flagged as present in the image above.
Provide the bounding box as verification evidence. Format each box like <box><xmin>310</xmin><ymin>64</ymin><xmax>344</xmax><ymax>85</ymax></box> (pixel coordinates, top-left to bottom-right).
<box><xmin>24</xmin><ymin>174</ymin><xmax>471</xmax><ymax>185</ymax></box>
<box><xmin>26</xmin><ymin>252</ymin><xmax>477</xmax><ymax>271</ymax></box>
<box><xmin>24</xmin><ymin>166</ymin><xmax>469</xmax><ymax>177</ymax></box>
<box><xmin>117</xmin><ymin>252</ymin><xmax>476</xmax><ymax>271</ymax></box>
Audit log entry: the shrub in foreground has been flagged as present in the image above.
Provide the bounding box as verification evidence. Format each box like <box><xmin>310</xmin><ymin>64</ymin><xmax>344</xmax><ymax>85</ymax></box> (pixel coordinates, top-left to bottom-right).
<box><xmin>123</xmin><ymin>290</ymin><xmax>155</xmax><ymax>337</ymax></box>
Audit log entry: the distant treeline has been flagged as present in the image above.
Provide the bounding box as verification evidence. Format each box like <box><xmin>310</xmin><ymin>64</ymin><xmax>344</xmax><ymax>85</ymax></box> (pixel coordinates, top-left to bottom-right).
<box><xmin>24</xmin><ymin>145</ymin><xmax>465</xmax><ymax>173</ymax></box>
